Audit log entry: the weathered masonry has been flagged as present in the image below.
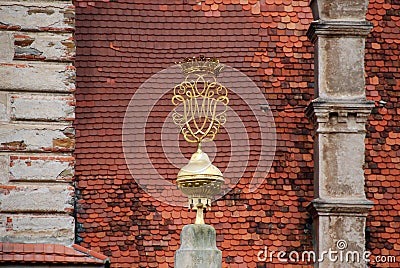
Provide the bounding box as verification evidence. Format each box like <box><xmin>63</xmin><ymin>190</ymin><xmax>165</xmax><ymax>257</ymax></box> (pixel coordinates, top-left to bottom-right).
<box><xmin>0</xmin><ymin>0</ymin><xmax>76</xmax><ymax>245</ymax></box>
<box><xmin>306</xmin><ymin>0</ymin><xmax>374</xmax><ymax>267</ymax></box>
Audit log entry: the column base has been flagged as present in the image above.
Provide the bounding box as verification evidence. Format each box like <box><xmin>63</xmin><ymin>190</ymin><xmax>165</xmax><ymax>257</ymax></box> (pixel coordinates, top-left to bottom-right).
<box><xmin>308</xmin><ymin>199</ymin><xmax>373</xmax><ymax>268</ymax></box>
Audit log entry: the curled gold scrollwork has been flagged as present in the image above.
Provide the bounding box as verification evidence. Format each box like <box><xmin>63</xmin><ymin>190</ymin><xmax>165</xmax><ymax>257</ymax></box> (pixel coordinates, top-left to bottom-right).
<box><xmin>172</xmin><ymin>73</ymin><xmax>229</xmax><ymax>143</ymax></box>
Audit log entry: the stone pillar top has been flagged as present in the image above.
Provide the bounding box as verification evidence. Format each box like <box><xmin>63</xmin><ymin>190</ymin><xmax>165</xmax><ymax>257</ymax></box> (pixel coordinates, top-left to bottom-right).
<box><xmin>175</xmin><ymin>224</ymin><xmax>222</xmax><ymax>268</ymax></box>
<box><xmin>179</xmin><ymin>224</ymin><xmax>218</xmax><ymax>250</ymax></box>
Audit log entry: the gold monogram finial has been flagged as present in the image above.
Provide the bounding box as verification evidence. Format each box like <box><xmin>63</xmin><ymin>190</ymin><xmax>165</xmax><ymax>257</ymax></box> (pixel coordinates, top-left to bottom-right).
<box><xmin>172</xmin><ymin>56</ymin><xmax>229</xmax><ymax>144</ymax></box>
<box><xmin>172</xmin><ymin>56</ymin><xmax>229</xmax><ymax>224</ymax></box>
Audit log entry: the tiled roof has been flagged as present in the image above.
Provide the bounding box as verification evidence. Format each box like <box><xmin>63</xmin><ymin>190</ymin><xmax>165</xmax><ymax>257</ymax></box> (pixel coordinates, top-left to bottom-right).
<box><xmin>365</xmin><ymin>0</ymin><xmax>400</xmax><ymax>263</ymax></box>
<box><xmin>0</xmin><ymin>243</ymin><xmax>110</xmax><ymax>266</ymax></box>
<box><xmin>73</xmin><ymin>0</ymin><xmax>399</xmax><ymax>267</ymax></box>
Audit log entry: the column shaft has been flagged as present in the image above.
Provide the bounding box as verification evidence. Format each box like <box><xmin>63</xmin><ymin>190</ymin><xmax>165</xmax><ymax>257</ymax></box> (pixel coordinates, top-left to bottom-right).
<box><xmin>306</xmin><ymin>0</ymin><xmax>374</xmax><ymax>267</ymax></box>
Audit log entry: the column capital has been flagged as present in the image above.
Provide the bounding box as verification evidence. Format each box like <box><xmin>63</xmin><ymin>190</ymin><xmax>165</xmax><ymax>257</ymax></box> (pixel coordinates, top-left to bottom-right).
<box><xmin>307</xmin><ymin>21</ymin><xmax>373</xmax><ymax>42</ymax></box>
<box><xmin>306</xmin><ymin>99</ymin><xmax>374</xmax><ymax>133</ymax></box>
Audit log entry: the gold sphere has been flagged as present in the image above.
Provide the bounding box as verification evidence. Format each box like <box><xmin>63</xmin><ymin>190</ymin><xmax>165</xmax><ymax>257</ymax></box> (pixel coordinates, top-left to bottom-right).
<box><xmin>176</xmin><ymin>146</ymin><xmax>224</xmax><ymax>224</ymax></box>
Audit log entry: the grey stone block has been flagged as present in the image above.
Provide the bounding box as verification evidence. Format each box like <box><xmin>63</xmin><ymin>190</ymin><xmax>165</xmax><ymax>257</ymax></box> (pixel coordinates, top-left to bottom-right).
<box><xmin>0</xmin><ymin>92</ymin><xmax>9</xmax><ymax>122</ymax></box>
<box><xmin>0</xmin><ymin>32</ymin><xmax>14</xmax><ymax>63</ymax></box>
<box><xmin>0</xmin><ymin>214</ymin><xmax>75</xmax><ymax>244</ymax></box>
<box><xmin>0</xmin><ymin>1</ymin><xmax>74</xmax><ymax>31</ymax></box>
<box><xmin>10</xmin><ymin>155</ymin><xmax>74</xmax><ymax>182</ymax></box>
<box><xmin>13</xmin><ymin>32</ymin><xmax>75</xmax><ymax>61</ymax></box>
<box><xmin>0</xmin><ymin>155</ymin><xmax>9</xmax><ymax>184</ymax></box>
<box><xmin>175</xmin><ymin>224</ymin><xmax>222</xmax><ymax>268</ymax></box>
<box><xmin>0</xmin><ymin>184</ymin><xmax>74</xmax><ymax>213</ymax></box>
<box><xmin>0</xmin><ymin>63</ymin><xmax>75</xmax><ymax>93</ymax></box>
<box><xmin>11</xmin><ymin>94</ymin><xmax>74</xmax><ymax>121</ymax></box>
<box><xmin>0</xmin><ymin>124</ymin><xmax>74</xmax><ymax>151</ymax></box>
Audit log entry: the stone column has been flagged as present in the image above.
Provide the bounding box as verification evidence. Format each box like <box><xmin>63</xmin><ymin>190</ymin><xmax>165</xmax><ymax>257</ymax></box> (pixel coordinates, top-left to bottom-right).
<box><xmin>175</xmin><ymin>224</ymin><xmax>222</xmax><ymax>268</ymax></box>
<box><xmin>306</xmin><ymin>0</ymin><xmax>373</xmax><ymax>267</ymax></box>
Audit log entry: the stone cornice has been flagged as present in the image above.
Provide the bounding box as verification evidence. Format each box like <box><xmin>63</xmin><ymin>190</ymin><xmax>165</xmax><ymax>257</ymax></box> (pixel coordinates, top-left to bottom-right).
<box><xmin>307</xmin><ymin>198</ymin><xmax>374</xmax><ymax>217</ymax></box>
<box><xmin>307</xmin><ymin>20</ymin><xmax>373</xmax><ymax>42</ymax></box>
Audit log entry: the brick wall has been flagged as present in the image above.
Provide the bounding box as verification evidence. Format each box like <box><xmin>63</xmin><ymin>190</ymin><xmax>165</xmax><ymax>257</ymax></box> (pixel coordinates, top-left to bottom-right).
<box><xmin>0</xmin><ymin>1</ymin><xmax>76</xmax><ymax>245</ymax></box>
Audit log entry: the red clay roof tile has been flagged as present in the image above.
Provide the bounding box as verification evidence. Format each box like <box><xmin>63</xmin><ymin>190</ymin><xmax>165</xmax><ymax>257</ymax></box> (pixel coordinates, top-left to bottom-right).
<box><xmin>0</xmin><ymin>243</ymin><xmax>110</xmax><ymax>265</ymax></box>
